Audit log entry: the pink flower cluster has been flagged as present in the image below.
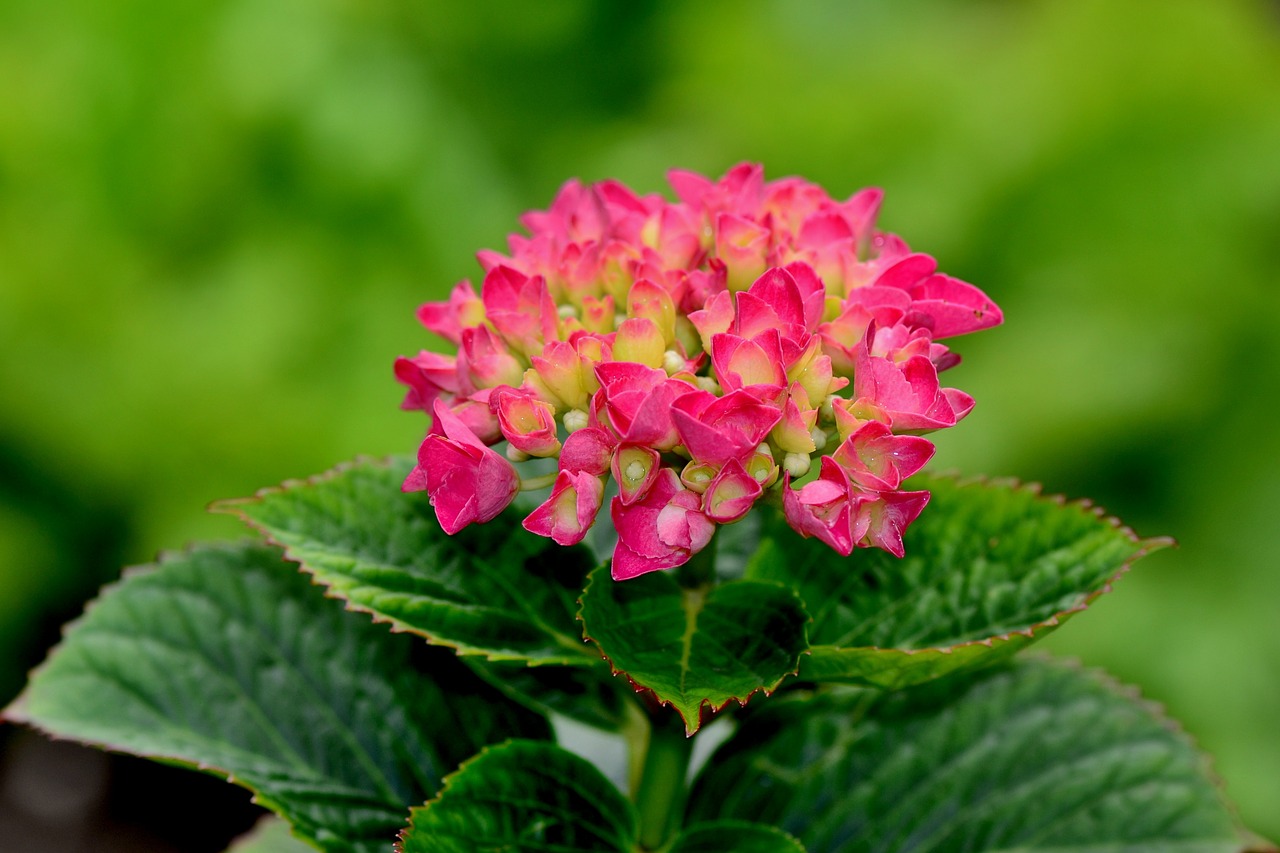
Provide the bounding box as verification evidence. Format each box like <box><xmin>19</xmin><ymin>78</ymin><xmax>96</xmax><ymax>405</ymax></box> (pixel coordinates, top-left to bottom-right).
<box><xmin>397</xmin><ymin>164</ymin><xmax>1002</xmax><ymax>580</ymax></box>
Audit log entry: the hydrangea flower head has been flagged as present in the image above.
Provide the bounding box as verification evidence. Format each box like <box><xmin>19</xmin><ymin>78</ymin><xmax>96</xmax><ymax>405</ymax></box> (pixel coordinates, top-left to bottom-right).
<box><xmin>398</xmin><ymin>164</ymin><xmax>1002</xmax><ymax>580</ymax></box>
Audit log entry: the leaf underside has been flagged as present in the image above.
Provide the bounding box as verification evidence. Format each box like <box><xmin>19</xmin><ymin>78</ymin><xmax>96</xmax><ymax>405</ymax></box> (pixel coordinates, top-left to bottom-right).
<box><xmin>748</xmin><ymin>475</ymin><xmax>1158</xmax><ymax>688</ymax></box>
<box><xmin>578</xmin><ymin>565</ymin><xmax>810</xmax><ymax>734</ymax></box>
<box><xmin>687</xmin><ymin>658</ymin><xmax>1245</xmax><ymax>853</ymax></box>
<box><xmin>218</xmin><ymin>457</ymin><xmax>599</xmax><ymax>666</ymax></box>
<box><xmin>5</xmin><ymin>542</ymin><xmax>550</xmax><ymax>853</ymax></box>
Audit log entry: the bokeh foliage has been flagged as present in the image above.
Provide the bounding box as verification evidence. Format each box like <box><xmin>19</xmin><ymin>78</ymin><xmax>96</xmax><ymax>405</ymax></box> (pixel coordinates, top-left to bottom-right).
<box><xmin>1</xmin><ymin>0</ymin><xmax>1277</xmax><ymax>839</ymax></box>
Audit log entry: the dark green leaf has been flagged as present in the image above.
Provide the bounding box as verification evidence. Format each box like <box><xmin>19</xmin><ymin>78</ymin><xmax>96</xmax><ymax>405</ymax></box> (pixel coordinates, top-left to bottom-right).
<box><xmin>688</xmin><ymin>658</ymin><xmax>1246</xmax><ymax>852</ymax></box>
<box><xmin>669</xmin><ymin>821</ymin><xmax>807</xmax><ymax>852</ymax></box>
<box><xmin>397</xmin><ymin>740</ymin><xmax>636</xmax><ymax>853</ymax></box>
<box><xmin>748</xmin><ymin>475</ymin><xmax>1163</xmax><ymax>688</ymax></box>
<box><xmin>578</xmin><ymin>565</ymin><xmax>809</xmax><ymax>734</ymax></box>
<box><xmin>465</xmin><ymin>658</ymin><xmax>641</xmax><ymax>733</ymax></box>
<box><xmin>5</xmin><ymin>542</ymin><xmax>549</xmax><ymax>853</ymax></box>
<box><xmin>217</xmin><ymin>457</ymin><xmax>600</xmax><ymax>666</ymax></box>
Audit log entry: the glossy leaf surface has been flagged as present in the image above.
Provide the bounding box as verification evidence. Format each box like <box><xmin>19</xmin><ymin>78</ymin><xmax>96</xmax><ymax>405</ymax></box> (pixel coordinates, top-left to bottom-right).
<box><xmin>578</xmin><ymin>565</ymin><xmax>809</xmax><ymax>733</ymax></box>
<box><xmin>749</xmin><ymin>475</ymin><xmax>1160</xmax><ymax>687</ymax></box>
<box><xmin>668</xmin><ymin>822</ymin><xmax>807</xmax><ymax>852</ymax></box>
<box><xmin>688</xmin><ymin>658</ymin><xmax>1245</xmax><ymax>852</ymax></box>
<box><xmin>220</xmin><ymin>457</ymin><xmax>599</xmax><ymax>666</ymax></box>
<box><xmin>397</xmin><ymin>739</ymin><xmax>636</xmax><ymax>853</ymax></box>
<box><xmin>6</xmin><ymin>542</ymin><xmax>549</xmax><ymax>853</ymax></box>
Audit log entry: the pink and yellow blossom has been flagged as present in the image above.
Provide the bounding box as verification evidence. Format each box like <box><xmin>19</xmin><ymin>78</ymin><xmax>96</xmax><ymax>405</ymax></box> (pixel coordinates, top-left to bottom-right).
<box><xmin>397</xmin><ymin>163</ymin><xmax>1003</xmax><ymax>579</ymax></box>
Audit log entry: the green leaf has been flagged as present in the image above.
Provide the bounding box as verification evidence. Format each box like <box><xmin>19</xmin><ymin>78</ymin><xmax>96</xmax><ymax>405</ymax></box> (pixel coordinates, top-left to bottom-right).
<box><xmin>687</xmin><ymin>658</ymin><xmax>1248</xmax><ymax>852</ymax></box>
<box><xmin>748</xmin><ymin>475</ymin><xmax>1162</xmax><ymax>688</ymax></box>
<box><xmin>217</xmin><ymin>457</ymin><xmax>600</xmax><ymax>666</ymax></box>
<box><xmin>668</xmin><ymin>822</ymin><xmax>807</xmax><ymax>852</ymax></box>
<box><xmin>226</xmin><ymin>817</ymin><xmax>319</xmax><ymax>853</ymax></box>
<box><xmin>4</xmin><ymin>542</ymin><xmax>550</xmax><ymax>853</ymax></box>
<box><xmin>397</xmin><ymin>739</ymin><xmax>636</xmax><ymax>853</ymax></box>
<box><xmin>465</xmin><ymin>658</ymin><xmax>641</xmax><ymax>733</ymax></box>
<box><xmin>578</xmin><ymin>565</ymin><xmax>809</xmax><ymax>734</ymax></box>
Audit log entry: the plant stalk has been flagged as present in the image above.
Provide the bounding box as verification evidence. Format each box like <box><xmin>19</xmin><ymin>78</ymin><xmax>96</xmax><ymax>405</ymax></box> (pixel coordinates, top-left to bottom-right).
<box><xmin>634</xmin><ymin>706</ymin><xmax>693</xmax><ymax>851</ymax></box>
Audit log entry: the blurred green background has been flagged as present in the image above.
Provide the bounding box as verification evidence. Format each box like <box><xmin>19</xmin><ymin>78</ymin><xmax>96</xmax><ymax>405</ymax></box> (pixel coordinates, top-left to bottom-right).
<box><xmin>1</xmin><ymin>0</ymin><xmax>1277</xmax><ymax>845</ymax></box>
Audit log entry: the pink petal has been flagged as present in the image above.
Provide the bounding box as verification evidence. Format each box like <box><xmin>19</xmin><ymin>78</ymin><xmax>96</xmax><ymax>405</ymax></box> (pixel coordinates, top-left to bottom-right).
<box><xmin>906</xmin><ymin>274</ymin><xmax>1004</xmax><ymax>338</ymax></box>
<box><xmin>522</xmin><ymin>471</ymin><xmax>604</xmax><ymax>546</ymax></box>
<box><xmin>703</xmin><ymin>459</ymin><xmax>763</xmax><ymax>523</ymax></box>
<box><xmin>560</xmin><ymin>427</ymin><xmax>615</xmax><ymax>476</ymax></box>
<box><xmin>871</xmin><ymin>253</ymin><xmax>937</xmax><ymax>291</ymax></box>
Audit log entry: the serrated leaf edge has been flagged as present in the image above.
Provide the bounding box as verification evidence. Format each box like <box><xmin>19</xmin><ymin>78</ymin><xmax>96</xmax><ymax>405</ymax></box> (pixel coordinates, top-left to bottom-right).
<box><xmin>0</xmin><ymin>541</ymin><xmax>340</xmax><ymax>849</ymax></box>
<box><xmin>576</xmin><ymin>568</ymin><xmax>811</xmax><ymax>735</ymax></box>
<box><xmin>801</xmin><ymin>472</ymin><xmax>1174</xmax><ymax>663</ymax></box>
<box><xmin>212</xmin><ymin>455</ymin><xmax>601</xmax><ymax>668</ymax></box>
<box><xmin>393</xmin><ymin>738</ymin><xmax>637</xmax><ymax>853</ymax></box>
<box><xmin>1035</xmin><ymin>656</ymin><xmax>1274</xmax><ymax>853</ymax></box>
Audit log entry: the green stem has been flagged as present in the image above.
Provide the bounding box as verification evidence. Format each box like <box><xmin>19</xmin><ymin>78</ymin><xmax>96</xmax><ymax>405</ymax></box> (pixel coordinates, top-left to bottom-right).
<box><xmin>634</xmin><ymin>707</ymin><xmax>694</xmax><ymax>851</ymax></box>
<box><xmin>517</xmin><ymin>472</ymin><xmax>558</xmax><ymax>491</ymax></box>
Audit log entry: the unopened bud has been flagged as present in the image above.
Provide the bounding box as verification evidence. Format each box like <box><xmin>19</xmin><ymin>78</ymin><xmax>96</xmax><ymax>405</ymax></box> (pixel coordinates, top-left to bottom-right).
<box><xmin>782</xmin><ymin>452</ymin><xmax>812</xmax><ymax>479</ymax></box>
<box><xmin>506</xmin><ymin>444</ymin><xmax>531</xmax><ymax>463</ymax></box>
<box><xmin>662</xmin><ymin>349</ymin><xmax>686</xmax><ymax>375</ymax></box>
<box><xmin>819</xmin><ymin>395</ymin><xmax>837</xmax><ymax>423</ymax></box>
<box><xmin>809</xmin><ymin>427</ymin><xmax>828</xmax><ymax>453</ymax></box>
<box><xmin>562</xmin><ymin>409</ymin><xmax>589</xmax><ymax>433</ymax></box>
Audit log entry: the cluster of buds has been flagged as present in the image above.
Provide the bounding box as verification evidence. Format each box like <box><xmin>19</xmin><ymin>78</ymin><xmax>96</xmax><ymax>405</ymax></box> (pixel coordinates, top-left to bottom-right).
<box><xmin>397</xmin><ymin>164</ymin><xmax>1002</xmax><ymax>580</ymax></box>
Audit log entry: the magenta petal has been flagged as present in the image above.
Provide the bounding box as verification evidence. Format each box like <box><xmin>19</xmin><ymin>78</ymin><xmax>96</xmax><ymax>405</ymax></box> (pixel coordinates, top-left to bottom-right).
<box><xmin>942</xmin><ymin>387</ymin><xmax>975</xmax><ymax>423</ymax></box>
<box><xmin>780</xmin><ymin>261</ymin><xmax>827</xmax><ymax>331</ymax></box>
<box><xmin>624</xmin><ymin>380</ymin><xmax>688</xmax><ymax>449</ymax></box>
<box><xmin>432</xmin><ymin>399</ymin><xmax>489</xmax><ymax>450</ymax></box>
<box><xmin>781</xmin><ymin>462</ymin><xmax>859</xmax><ymax>557</ymax></box>
<box><xmin>798</xmin><ymin>211</ymin><xmax>854</xmax><ymax>248</ymax></box>
<box><xmin>703</xmin><ymin>459</ymin><xmax>763</xmax><ymax>523</ymax></box>
<box><xmin>402</xmin><ymin>465</ymin><xmax>428</xmax><ymax>493</ymax></box>
<box><xmin>746</xmin><ymin>267</ymin><xmax>807</xmax><ymax>329</ymax></box>
<box><xmin>907</xmin><ymin>275</ymin><xmax>1004</xmax><ymax>338</ymax></box>
<box><xmin>609</xmin><ymin>471</ymin><xmax>711</xmax><ymax>580</ymax></box>
<box><xmin>611</xmin><ymin>536</ymin><xmax>685</xmax><ymax>581</ymax></box>
<box><xmin>427</xmin><ymin>465</ymin><xmax>480</xmax><ymax>536</ymax></box>
<box><xmin>474</xmin><ymin>453</ymin><xmax>520</xmax><ymax>524</ymax></box>
<box><xmin>560</xmin><ymin>427</ymin><xmax>615</xmax><ymax>476</ymax></box>
<box><xmin>872</xmin><ymin>253</ymin><xmax>937</xmax><ymax>291</ymax></box>
<box><xmin>840</xmin><ymin>186</ymin><xmax>884</xmax><ymax>240</ymax></box>
<box><xmin>419</xmin><ymin>408</ymin><xmax>518</xmax><ymax>534</ymax></box>
<box><xmin>523</xmin><ymin>471</ymin><xmax>603</xmax><ymax>546</ymax></box>
<box><xmin>860</xmin><ymin>489</ymin><xmax>930</xmax><ymax>558</ymax></box>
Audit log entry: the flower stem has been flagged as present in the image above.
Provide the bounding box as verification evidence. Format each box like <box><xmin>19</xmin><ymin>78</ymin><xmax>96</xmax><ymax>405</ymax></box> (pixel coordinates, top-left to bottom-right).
<box><xmin>634</xmin><ymin>706</ymin><xmax>693</xmax><ymax>851</ymax></box>
<box><xmin>517</xmin><ymin>472</ymin><xmax>558</xmax><ymax>491</ymax></box>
